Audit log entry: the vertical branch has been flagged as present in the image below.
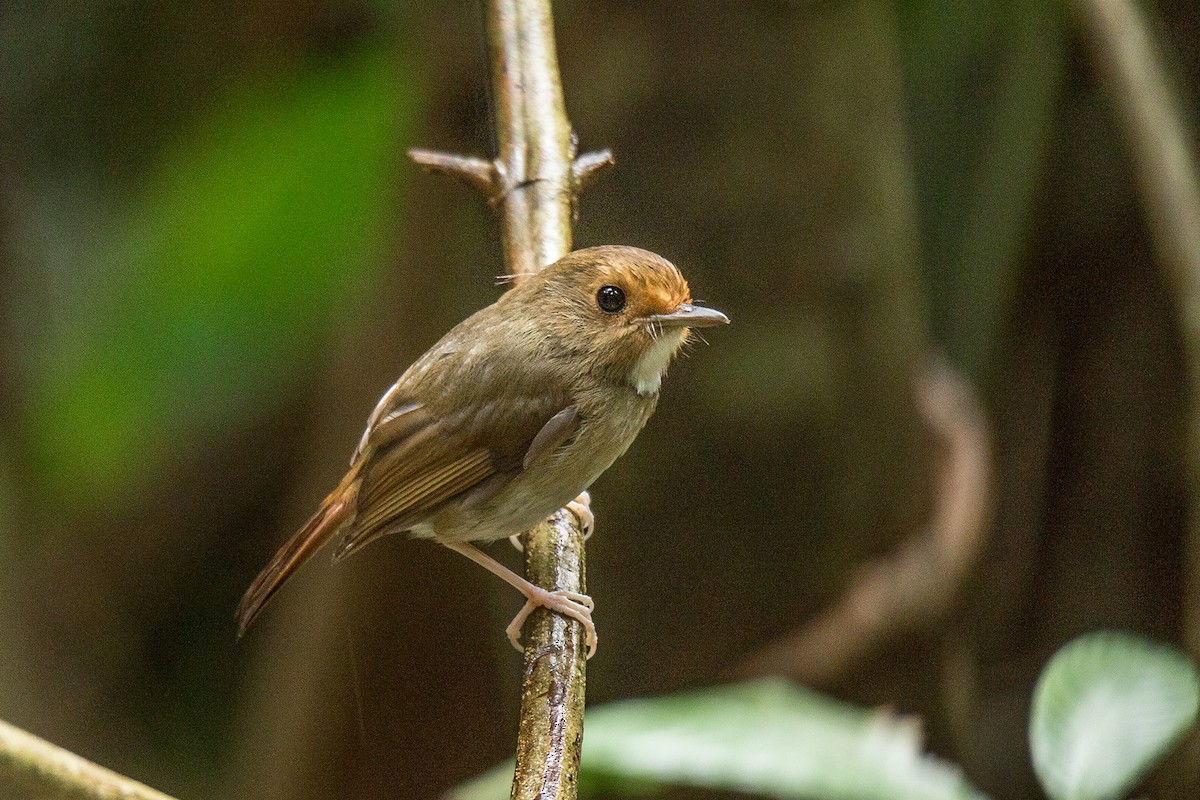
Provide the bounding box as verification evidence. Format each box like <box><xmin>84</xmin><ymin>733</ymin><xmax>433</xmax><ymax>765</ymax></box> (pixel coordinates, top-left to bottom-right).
<box><xmin>487</xmin><ymin>0</ymin><xmax>574</xmax><ymax>277</ymax></box>
<box><xmin>486</xmin><ymin>5</ymin><xmax>590</xmax><ymax>797</ymax></box>
<box><xmin>1072</xmin><ymin>0</ymin><xmax>1200</xmax><ymax>789</ymax></box>
<box><xmin>412</xmin><ymin>1</ymin><xmax>612</xmax><ymax>798</ymax></box>
<box><xmin>510</xmin><ymin>513</ymin><xmax>587</xmax><ymax>800</ymax></box>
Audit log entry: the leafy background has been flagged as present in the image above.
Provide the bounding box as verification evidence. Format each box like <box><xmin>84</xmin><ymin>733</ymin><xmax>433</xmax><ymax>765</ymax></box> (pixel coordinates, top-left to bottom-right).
<box><xmin>0</xmin><ymin>1</ymin><xmax>1197</xmax><ymax>799</ymax></box>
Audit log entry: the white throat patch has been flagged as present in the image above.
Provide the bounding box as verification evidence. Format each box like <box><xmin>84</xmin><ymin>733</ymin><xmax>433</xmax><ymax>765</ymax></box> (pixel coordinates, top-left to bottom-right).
<box><xmin>629</xmin><ymin>329</ymin><xmax>686</xmax><ymax>395</ymax></box>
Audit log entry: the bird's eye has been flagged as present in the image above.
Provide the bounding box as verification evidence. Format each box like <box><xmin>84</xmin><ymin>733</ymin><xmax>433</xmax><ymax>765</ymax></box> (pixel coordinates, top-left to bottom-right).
<box><xmin>596</xmin><ymin>285</ymin><xmax>626</xmax><ymax>314</ymax></box>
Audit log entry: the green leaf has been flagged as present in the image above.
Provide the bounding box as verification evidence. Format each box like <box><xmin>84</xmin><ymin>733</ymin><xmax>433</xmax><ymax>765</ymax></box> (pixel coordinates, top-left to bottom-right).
<box><xmin>1029</xmin><ymin>631</ymin><xmax>1200</xmax><ymax>800</ymax></box>
<box><xmin>22</xmin><ymin>45</ymin><xmax>418</xmax><ymax>508</ymax></box>
<box><xmin>450</xmin><ymin>679</ymin><xmax>988</xmax><ymax>800</ymax></box>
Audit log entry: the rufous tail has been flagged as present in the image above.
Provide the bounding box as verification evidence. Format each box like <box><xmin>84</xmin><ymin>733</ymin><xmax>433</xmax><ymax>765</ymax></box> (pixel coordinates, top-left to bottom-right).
<box><xmin>236</xmin><ymin>478</ymin><xmax>358</xmax><ymax>636</ymax></box>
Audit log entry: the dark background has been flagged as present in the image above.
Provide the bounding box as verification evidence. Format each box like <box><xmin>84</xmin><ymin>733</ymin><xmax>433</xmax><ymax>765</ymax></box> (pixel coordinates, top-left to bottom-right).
<box><xmin>0</xmin><ymin>1</ymin><xmax>1196</xmax><ymax>798</ymax></box>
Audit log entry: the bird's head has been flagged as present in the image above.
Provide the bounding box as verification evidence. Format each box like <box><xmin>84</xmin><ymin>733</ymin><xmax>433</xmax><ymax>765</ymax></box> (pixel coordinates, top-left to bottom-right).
<box><xmin>510</xmin><ymin>245</ymin><xmax>729</xmax><ymax>395</ymax></box>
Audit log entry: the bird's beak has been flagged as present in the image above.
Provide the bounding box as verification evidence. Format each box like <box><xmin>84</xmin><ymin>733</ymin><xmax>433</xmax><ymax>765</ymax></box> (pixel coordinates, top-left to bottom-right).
<box><xmin>645</xmin><ymin>303</ymin><xmax>730</xmax><ymax>329</ymax></box>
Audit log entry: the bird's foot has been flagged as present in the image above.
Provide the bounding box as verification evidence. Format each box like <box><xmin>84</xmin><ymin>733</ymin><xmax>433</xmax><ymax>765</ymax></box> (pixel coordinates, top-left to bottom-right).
<box><xmin>506</xmin><ymin>586</ymin><xmax>597</xmax><ymax>658</ymax></box>
<box><xmin>566</xmin><ymin>491</ymin><xmax>594</xmax><ymax>540</ymax></box>
<box><xmin>507</xmin><ymin>491</ymin><xmax>594</xmax><ymax>551</ymax></box>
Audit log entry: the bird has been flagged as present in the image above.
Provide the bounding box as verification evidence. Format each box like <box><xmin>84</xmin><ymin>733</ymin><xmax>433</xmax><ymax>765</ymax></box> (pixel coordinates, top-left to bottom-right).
<box><xmin>235</xmin><ymin>245</ymin><xmax>728</xmax><ymax>657</ymax></box>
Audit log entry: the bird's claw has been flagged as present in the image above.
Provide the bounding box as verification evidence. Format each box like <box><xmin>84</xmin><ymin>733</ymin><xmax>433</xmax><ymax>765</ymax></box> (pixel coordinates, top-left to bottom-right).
<box><xmin>507</xmin><ymin>492</ymin><xmax>593</xmax><ymax>550</ymax></box>
<box><xmin>566</xmin><ymin>491</ymin><xmax>594</xmax><ymax>540</ymax></box>
<box><xmin>506</xmin><ymin>586</ymin><xmax>598</xmax><ymax>658</ymax></box>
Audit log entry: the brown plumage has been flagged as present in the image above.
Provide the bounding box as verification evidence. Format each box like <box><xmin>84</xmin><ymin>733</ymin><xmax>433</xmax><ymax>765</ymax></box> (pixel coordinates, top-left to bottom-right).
<box><xmin>236</xmin><ymin>245</ymin><xmax>728</xmax><ymax>655</ymax></box>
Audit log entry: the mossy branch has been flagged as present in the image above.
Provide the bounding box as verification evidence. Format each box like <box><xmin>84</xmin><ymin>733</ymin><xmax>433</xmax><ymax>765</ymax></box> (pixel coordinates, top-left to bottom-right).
<box><xmin>0</xmin><ymin>718</ymin><xmax>179</xmax><ymax>800</ymax></box>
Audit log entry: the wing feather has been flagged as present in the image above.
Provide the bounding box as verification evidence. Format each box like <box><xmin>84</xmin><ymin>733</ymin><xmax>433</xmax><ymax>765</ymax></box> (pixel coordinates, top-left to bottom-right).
<box><xmin>523</xmin><ymin>407</ymin><xmax>580</xmax><ymax>469</ymax></box>
<box><xmin>336</xmin><ymin>449</ymin><xmax>493</xmax><ymax>559</ymax></box>
<box><xmin>354</xmin><ymin>401</ymin><xmax>424</xmax><ymax>462</ymax></box>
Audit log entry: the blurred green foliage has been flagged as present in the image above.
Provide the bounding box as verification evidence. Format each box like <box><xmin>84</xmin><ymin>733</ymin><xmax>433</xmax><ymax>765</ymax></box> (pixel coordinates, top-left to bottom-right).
<box><xmin>1030</xmin><ymin>632</ymin><xmax>1200</xmax><ymax>800</ymax></box>
<box><xmin>455</xmin><ymin>679</ymin><xmax>987</xmax><ymax>800</ymax></box>
<box><xmin>21</xmin><ymin>45</ymin><xmax>417</xmax><ymax>509</ymax></box>
<box><xmin>455</xmin><ymin>632</ymin><xmax>1199</xmax><ymax>800</ymax></box>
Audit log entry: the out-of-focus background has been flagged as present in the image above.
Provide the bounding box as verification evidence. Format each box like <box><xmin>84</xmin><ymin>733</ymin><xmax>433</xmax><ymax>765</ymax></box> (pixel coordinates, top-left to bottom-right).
<box><xmin>0</xmin><ymin>1</ymin><xmax>1197</xmax><ymax>798</ymax></box>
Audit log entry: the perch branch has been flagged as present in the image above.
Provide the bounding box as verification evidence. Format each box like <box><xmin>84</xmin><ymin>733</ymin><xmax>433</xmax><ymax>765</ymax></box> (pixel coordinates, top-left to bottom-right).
<box><xmin>1071</xmin><ymin>0</ymin><xmax>1200</xmax><ymax>786</ymax></box>
<box><xmin>0</xmin><ymin>718</ymin><xmax>179</xmax><ymax>800</ymax></box>
<box><xmin>736</xmin><ymin>360</ymin><xmax>992</xmax><ymax>686</ymax></box>
<box><xmin>414</xmin><ymin>0</ymin><xmax>602</xmax><ymax>798</ymax></box>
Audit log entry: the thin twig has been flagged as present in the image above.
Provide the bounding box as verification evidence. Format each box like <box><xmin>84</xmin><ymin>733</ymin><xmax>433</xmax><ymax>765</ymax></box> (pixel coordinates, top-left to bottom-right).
<box><xmin>408</xmin><ymin>149</ymin><xmax>500</xmax><ymax>199</ymax></box>
<box><xmin>0</xmin><ymin>718</ymin><xmax>179</xmax><ymax>800</ymax></box>
<box><xmin>572</xmin><ymin>149</ymin><xmax>615</xmax><ymax>192</ymax></box>
<box><xmin>412</xmin><ymin>0</ymin><xmax>598</xmax><ymax>797</ymax></box>
<box><xmin>736</xmin><ymin>360</ymin><xmax>992</xmax><ymax>686</ymax></box>
<box><xmin>1071</xmin><ymin>0</ymin><xmax>1200</xmax><ymax>787</ymax></box>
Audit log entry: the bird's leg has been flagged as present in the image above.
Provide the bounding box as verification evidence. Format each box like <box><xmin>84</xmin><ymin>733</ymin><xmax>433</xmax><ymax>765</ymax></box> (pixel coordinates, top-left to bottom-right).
<box><xmin>508</xmin><ymin>491</ymin><xmax>595</xmax><ymax>551</ymax></box>
<box><xmin>441</xmin><ymin>540</ymin><xmax>597</xmax><ymax>657</ymax></box>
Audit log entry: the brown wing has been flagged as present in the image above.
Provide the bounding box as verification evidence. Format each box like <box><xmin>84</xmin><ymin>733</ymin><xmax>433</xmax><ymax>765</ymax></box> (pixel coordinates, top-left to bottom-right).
<box><xmin>237</xmin><ymin>321</ymin><xmax>577</xmax><ymax>634</ymax></box>
<box><xmin>333</xmin><ymin>391</ymin><xmax>578</xmax><ymax>560</ymax></box>
<box><xmin>332</xmin><ymin>439</ymin><xmax>493</xmax><ymax>559</ymax></box>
